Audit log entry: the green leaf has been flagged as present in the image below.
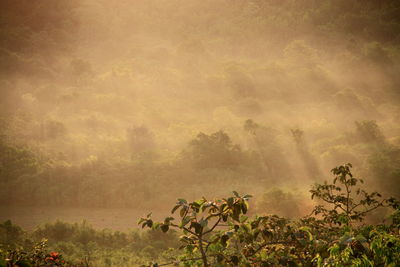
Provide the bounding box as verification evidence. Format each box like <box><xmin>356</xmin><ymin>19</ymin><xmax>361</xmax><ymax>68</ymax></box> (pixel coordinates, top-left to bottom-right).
<box><xmin>232</xmin><ymin>204</ymin><xmax>241</xmax><ymax>221</ymax></box>
<box><xmin>241</xmin><ymin>202</ymin><xmax>248</xmax><ymax>214</ymax></box>
<box><xmin>328</xmin><ymin>244</ymin><xmax>341</xmax><ymax>256</ymax></box>
<box><xmin>164</xmin><ymin>217</ymin><xmax>174</xmax><ymax>224</ymax></box>
<box><xmin>178</xmin><ymin>198</ymin><xmax>187</xmax><ymax>203</ymax></box>
<box><xmin>180</xmin><ymin>206</ymin><xmax>188</xmax><ymax>217</ymax></box>
<box><xmin>233</xmin><ymin>191</ymin><xmax>239</xmax><ymax>197</ymax></box>
<box><xmin>191</xmin><ymin>222</ymin><xmax>203</xmax><ymax>234</ymax></box>
<box><xmin>240</xmin><ymin>215</ymin><xmax>248</xmax><ymax>223</ymax></box>
<box><xmin>160</xmin><ymin>224</ymin><xmax>169</xmax><ymax>233</ymax></box>
<box><xmin>181</xmin><ymin>216</ymin><xmax>191</xmax><ymax>227</ymax></box>
<box><xmin>221</xmin><ymin>234</ymin><xmax>229</xmax><ymax>247</ymax></box>
<box><xmin>194</xmin><ymin>199</ymin><xmax>206</xmax><ymax>206</ymax></box>
<box><xmin>171</xmin><ymin>204</ymin><xmax>181</xmax><ymax>214</ymax></box>
<box><xmin>299</xmin><ymin>226</ymin><xmax>313</xmax><ymax>241</ymax></box>
<box><xmin>220</xmin><ymin>203</ymin><xmax>227</xmax><ymax>213</ymax></box>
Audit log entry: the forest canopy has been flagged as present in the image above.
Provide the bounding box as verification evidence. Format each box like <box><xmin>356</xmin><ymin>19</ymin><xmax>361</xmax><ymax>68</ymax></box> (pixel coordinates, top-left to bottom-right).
<box><xmin>0</xmin><ymin>0</ymin><xmax>400</xmax><ymax>212</ymax></box>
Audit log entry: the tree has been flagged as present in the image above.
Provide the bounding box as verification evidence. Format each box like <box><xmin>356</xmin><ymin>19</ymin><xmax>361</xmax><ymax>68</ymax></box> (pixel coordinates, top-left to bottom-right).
<box><xmin>0</xmin><ymin>141</ymin><xmax>38</xmax><ymax>182</ymax></box>
<box><xmin>184</xmin><ymin>131</ymin><xmax>242</xmax><ymax>169</ymax></box>
<box><xmin>355</xmin><ymin>120</ymin><xmax>385</xmax><ymax>144</ymax></box>
<box><xmin>310</xmin><ymin>163</ymin><xmax>389</xmax><ymax>227</ymax></box>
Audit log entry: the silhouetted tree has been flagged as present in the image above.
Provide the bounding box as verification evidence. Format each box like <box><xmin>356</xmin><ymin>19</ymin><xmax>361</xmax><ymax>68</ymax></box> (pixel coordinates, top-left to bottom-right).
<box><xmin>184</xmin><ymin>131</ymin><xmax>242</xmax><ymax>169</ymax></box>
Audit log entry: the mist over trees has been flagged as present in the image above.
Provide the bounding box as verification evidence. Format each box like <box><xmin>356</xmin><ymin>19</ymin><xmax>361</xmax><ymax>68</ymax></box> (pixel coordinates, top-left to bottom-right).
<box><xmin>0</xmin><ymin>0</ymin><xmax>400</xmax><ymax>213</ymax></box>
<box><xmin>0</xmin><ymin>0</ymin><xmax>400</xmax><ymax>267</ymax></box>
<box><xmin>0</xmin><ymin>1</ymin><xmax>400</xmax><ymax>265</ymax></box>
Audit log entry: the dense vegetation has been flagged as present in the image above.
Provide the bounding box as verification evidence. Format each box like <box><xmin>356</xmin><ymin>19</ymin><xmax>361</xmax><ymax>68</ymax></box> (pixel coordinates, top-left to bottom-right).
<box><xmin>0</xmin><ymin>219</ymin><xmax>180</xmax><ymax>266</ymax></box>
<box><xmin>1</xmin><ymin>164</ymin><xmax>400</xmax><ymax>266</ymax></box>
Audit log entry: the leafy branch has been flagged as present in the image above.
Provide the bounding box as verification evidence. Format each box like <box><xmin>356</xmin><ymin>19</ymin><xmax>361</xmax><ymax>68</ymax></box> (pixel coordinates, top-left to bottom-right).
<box><xmin>310</xmin><ymin>163</ymin><xmax>389</xmax><ymax>226</ymax></box>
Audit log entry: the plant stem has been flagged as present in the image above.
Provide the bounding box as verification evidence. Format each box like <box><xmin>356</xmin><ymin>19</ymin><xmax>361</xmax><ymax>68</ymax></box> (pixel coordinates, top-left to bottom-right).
<box><xmin>198</xmin><ymin>233</ymin><xmax>209</xmax><ymax>267</ymax></box>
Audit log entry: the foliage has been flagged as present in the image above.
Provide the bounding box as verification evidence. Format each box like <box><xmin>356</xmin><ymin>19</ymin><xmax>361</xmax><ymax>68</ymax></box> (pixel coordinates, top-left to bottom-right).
<box><xmin>140</xmin><ymin>164</ymin><xmax>400</xmax><ymax>266</ymax></box>
<box><xmin>310</xmin><ymin>163</ymin><xmax>388</xmax><ymax>226</ymax></box>
<box><xmin>366</xmin><ymin>144</ymin><xmax>400</xmax><ymax>197</ymax></box>
<box><xmin>0</xmin><ymin>220</ymin><xmax>180</xmax><ymax>267</ymax></box>
<box><xmin>0</xmin><ymin>220</ymin><xmax>25</xmax><ymax>248</ymax></box>
<box><xmin>355</xmin><ymin>121</ymin><xmax>385</xmax><ymax>144</ymax></box>
<box><xmin>0</xmin><ymin>141</ymin><xmax>39</xmax><ymax>182</ymax></box>
<box><xmin>0</xmin><ymin>239</ymin><xmax>69</xmax><ymax>267</ymax></box>
<box><xmin>184</xmin><ymin>131</ymin><xmax>244</xmax><ymax>169</ymax></box>
<box><xmin>0</xmin><ymin>164</ymin><xmax>399</xmax><ymax>266</ymax></box>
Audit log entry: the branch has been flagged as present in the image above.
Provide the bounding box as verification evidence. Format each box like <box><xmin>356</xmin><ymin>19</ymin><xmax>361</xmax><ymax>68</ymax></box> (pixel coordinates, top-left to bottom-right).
<box><xmin>170</xmin><ymin>223</ymin><xmax>199</xmax><ymax>237</ymax></box>
<box><xmin>357</xmin><ymin>201</ymin><xmax>385</xmax><ymax>217</ymax></box>
<box><xmin>203</xmin><ymin>217</ymin><xmax>222</xmax><ymax>235</ymax></box>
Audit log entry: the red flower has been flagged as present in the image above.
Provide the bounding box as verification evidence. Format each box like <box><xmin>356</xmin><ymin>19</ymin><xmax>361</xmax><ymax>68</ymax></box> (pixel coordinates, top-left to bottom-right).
<box><xmin>50</xmin><ymin>252</ymin><xmax>59</xmax><ymax>258</ymax></box>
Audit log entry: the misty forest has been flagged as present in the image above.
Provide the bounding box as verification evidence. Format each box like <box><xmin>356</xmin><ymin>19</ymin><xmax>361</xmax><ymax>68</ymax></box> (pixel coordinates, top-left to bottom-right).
<box><xmin>1</xmin><ymin>0</ymin><xmax>400</xmax><ymax>266</ymax></box>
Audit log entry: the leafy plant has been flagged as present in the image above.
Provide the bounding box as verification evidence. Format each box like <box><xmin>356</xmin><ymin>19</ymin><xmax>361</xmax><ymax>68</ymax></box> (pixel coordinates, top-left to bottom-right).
<box><xmin>139</xmin><ymin>191</ymin><xmax>252</xmax><ymax>266</ymax></box>
<box><xmin>0</xmin><ymin>239</ymin><xmax>68</xmax><ymax>267</ymax></box>
<box><xmin>310</xmin><ymin>163</ymin><xmax>389</xmax><ymax>227</ymax></box>
<box><xmin>139</xmin><ymin>164</ymin><xmax>400</xmax><ymax>267</ymax></box>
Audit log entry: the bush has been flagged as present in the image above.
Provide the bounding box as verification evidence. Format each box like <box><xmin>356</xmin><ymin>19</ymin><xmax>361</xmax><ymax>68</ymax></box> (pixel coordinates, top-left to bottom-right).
<box><xmin>140</xmin><ymin>164</ymin><xmax>400</xmax><ymax>266</ymax></box>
